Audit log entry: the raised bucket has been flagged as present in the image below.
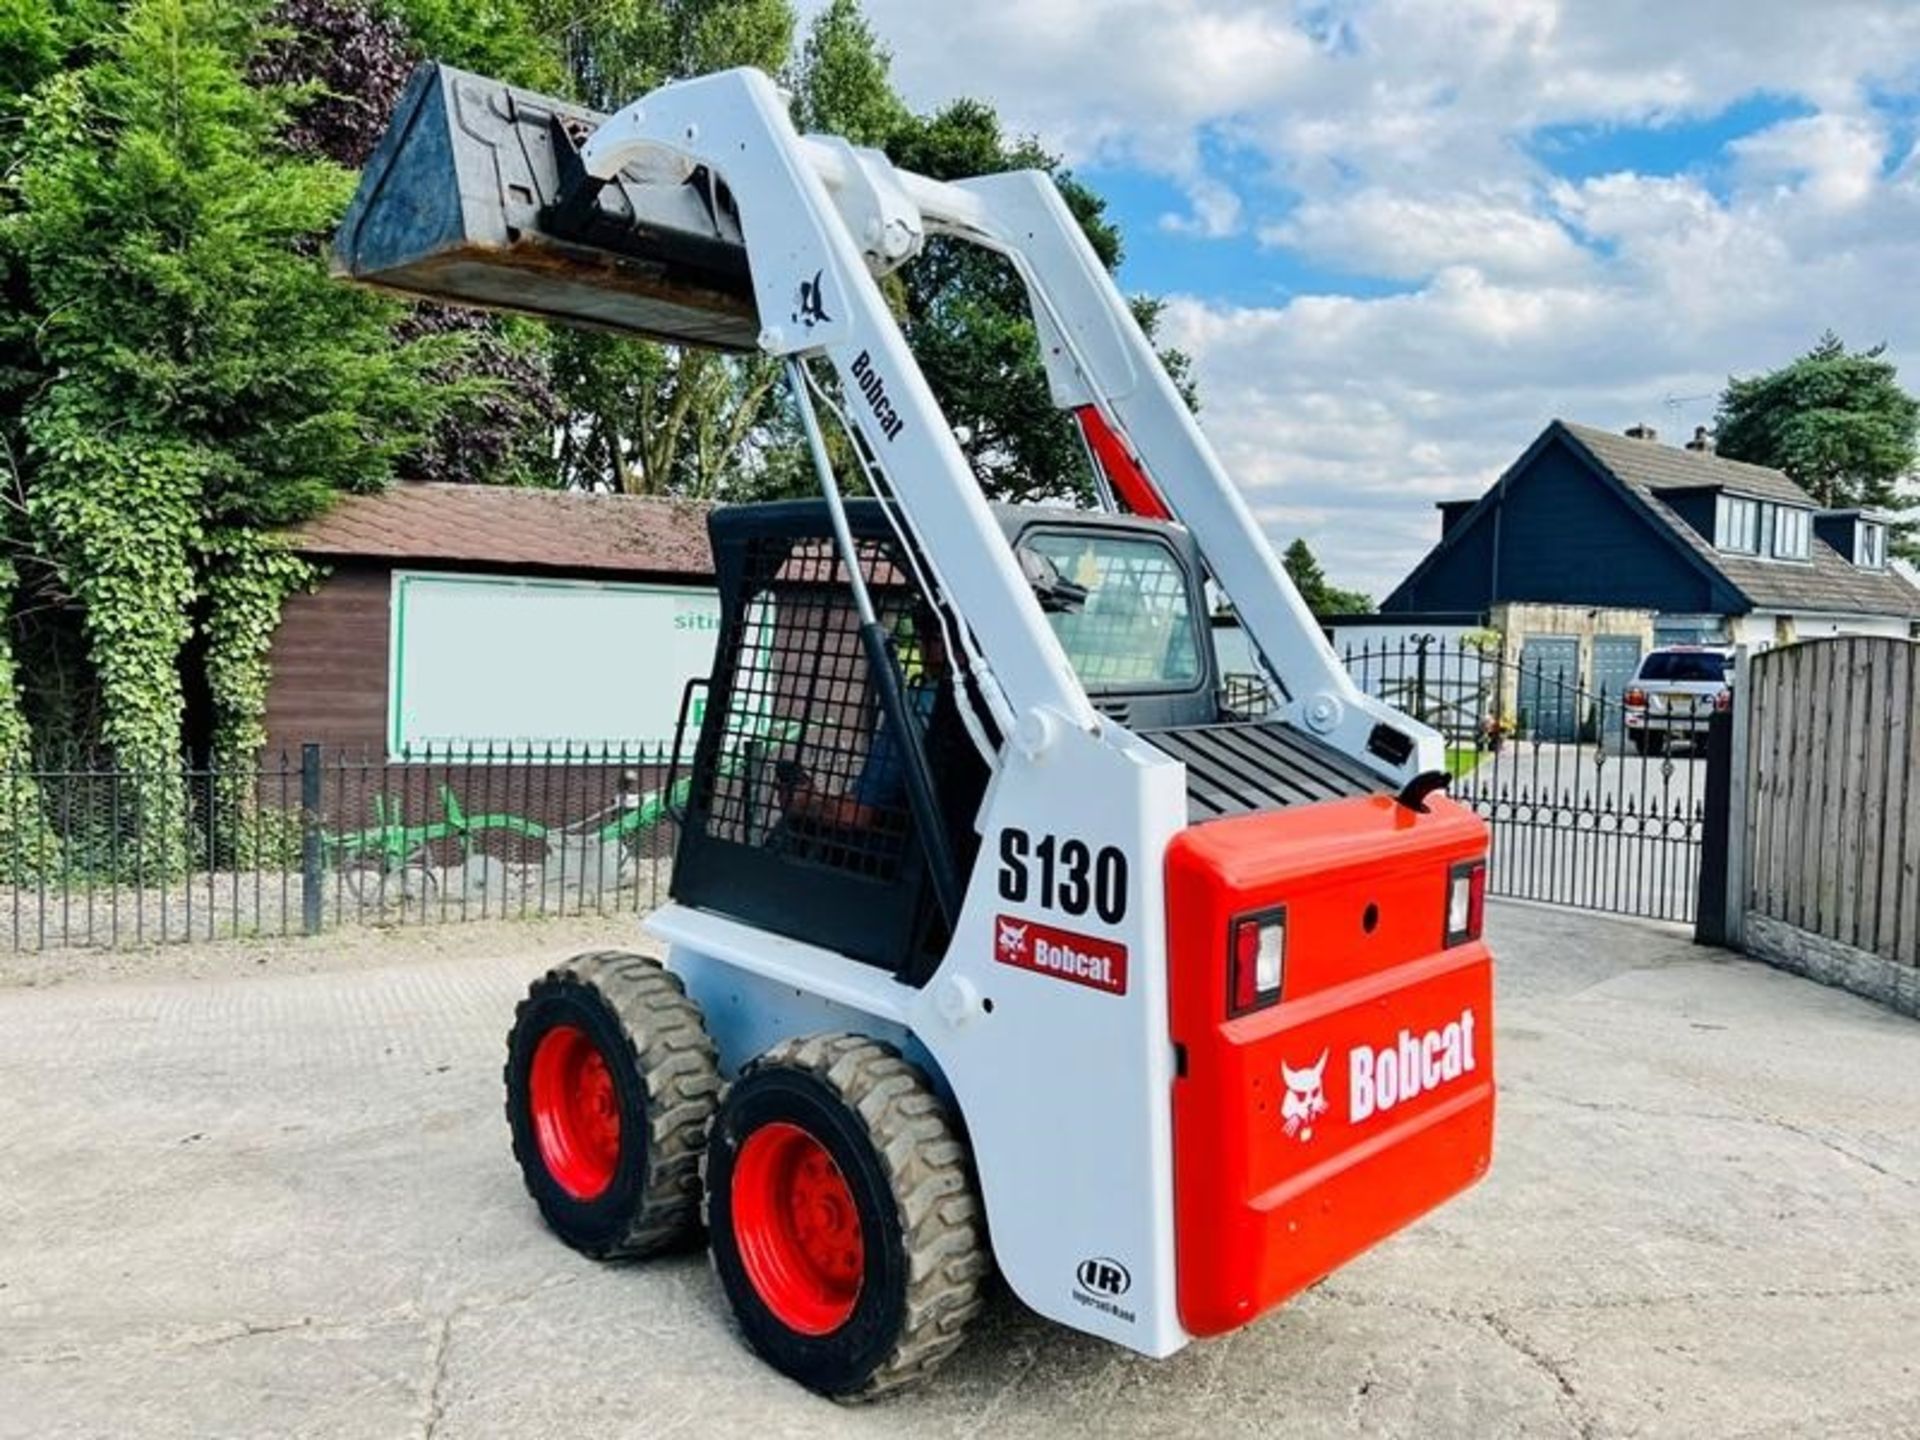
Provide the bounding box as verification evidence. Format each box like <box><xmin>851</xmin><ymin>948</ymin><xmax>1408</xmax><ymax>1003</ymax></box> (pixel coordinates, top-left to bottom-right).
<box><xmin>331</xmin><ymin>62</ymin><xmax>759</xmax><ymax>349</ymax></box>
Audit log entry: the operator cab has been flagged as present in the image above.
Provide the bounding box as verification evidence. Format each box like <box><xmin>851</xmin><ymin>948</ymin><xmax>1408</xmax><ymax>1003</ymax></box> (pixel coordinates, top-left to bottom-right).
<box><xmin>671</xmin><ymin>498</ymin><xmax>1380</xmax><ymax>982</ymax></box>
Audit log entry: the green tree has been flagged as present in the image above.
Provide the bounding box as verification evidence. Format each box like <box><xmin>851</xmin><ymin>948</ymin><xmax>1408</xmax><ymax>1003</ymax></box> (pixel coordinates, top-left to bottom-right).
<box><xmin>384</xmin><ymin>0</ymin><xmax>557</xmax><ymax>89</ymax></box>
<box><xmin>544</xmin><ymin>0</ymin><xmax>795</xmax><ymax>498</ymax></box>
<box><xmin>1282</xmin><ymin>539</ymin><xmax>1371</xmax><ymax>616</ymax></box>
<box><xmin>791</xmin><ymin>0</ymin><xmax>907</xmax><ymax>146</ymax></box>
<box><xmin>0</xmin><ymin>552</ymin><xmax>61</xmax><ymax>876</ymax></box>
<box><xmin>1715</xmin><ymin>332</ymin><xmax>1919</xmax><ymax>555</ymax></box>
<box><xmin>537</xmin><ymin>0</ymin><xmax>794</xmax><ymax>110</ymax></box>
<box><xmin>4</xmin><ymin>0</ymin><xmax>458</xmax><ymax>858</ymax></box>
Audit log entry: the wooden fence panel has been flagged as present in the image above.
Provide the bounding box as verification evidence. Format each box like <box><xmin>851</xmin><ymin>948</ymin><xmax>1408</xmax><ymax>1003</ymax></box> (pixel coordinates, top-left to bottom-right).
<box><xmin>1838</xmin><ymin>639</ymin><xmax>1872</xmax><ymax>948</ymax></box>
<box><xmin>1744</xmin><ymin>636</ymin><xmax>1920</xmax><ymax>972</ymax></box>
<box><xmin>1875</xmin><ymin>643</ymin><xmax>1911</xmax><ymax>958</ymax></box>
<box><xmin>1890</xmin><ymin>643</ymin><xmax>1917</xmax><ymax>961</ymax></box>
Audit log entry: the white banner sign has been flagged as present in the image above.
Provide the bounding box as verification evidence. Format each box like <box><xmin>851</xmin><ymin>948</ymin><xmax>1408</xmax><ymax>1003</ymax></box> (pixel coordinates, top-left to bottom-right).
<box><xmin>388</xmin><ymin>570</ymin><xmax>719</xmax><ymax>761</ymax></box>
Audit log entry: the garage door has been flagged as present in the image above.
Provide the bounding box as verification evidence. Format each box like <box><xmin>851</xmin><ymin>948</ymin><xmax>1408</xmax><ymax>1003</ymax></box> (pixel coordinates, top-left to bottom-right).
<box><xmin>1518</xmin><ymin>636</ymin><xmax>1579</xmax><ymax>742</ymax></box>
<box><xmin>1590</xmin><ymin>635</ymin><xmax>1643</xmax><ymax>705</ymax></box>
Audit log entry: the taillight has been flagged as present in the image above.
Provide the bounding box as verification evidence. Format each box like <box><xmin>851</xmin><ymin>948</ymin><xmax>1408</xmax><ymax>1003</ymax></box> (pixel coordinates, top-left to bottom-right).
<box><xmin>1229</xmin><ymin>909</ymin><xmax>1286</xmax><ymax>1016</ymax></box>
<box><xmin>1445</xmin><ymin>860</ymin><xmax>1486</xmax><ymax>948</ymax></box>
<box><xmin>1714</xmin><ymin>689</ymin><xmax>1731</xmax><ymax>712</ymax></box>
<box><xmin>1623</xmin><ymin>687</ymin><xmax>1647</xmax><ymax>709</ymax></box>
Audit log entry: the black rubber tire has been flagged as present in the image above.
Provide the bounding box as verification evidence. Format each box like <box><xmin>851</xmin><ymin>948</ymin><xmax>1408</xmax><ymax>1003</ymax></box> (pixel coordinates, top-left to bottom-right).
<box><xmin>1628</xmin><ymin>730</ymin><xmax>1650</xmax><ymax>756</ymax></box>
<box><xmin>504</xmin><ymin>951</ymin><xmax>721</xmax><ymax>1259</ymax></box>
<box><xmin>704</xmin><ymin>1034</ymin><xmax>988</xmax><ymax>1402</ymax></box>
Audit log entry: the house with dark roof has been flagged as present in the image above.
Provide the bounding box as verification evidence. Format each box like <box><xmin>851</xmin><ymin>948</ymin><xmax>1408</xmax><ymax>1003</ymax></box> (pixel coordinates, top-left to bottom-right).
<box><xmin>1385</xmin><ymin>420</ymin><xmax>1920</xmax><ymax>650</ymax></box>
<box><xmin>264</xmin><ymin>483</ymin><xmax>715</xmax><ymax>761</ymax></box>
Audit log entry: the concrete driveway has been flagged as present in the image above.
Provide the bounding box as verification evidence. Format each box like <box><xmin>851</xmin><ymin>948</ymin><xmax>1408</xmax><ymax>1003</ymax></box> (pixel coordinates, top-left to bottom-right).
<box><xmin>2</xmin><ymin>905</ymin><xmax>1918</xmax><ymax>1438</ymax></box>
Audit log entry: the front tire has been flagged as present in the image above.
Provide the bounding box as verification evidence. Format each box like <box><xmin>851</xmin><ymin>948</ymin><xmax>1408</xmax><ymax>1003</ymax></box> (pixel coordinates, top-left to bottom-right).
<box><xmin>505</xmin><ymin>951</ymin><xmax>720</xmax><ymax>1258</ymax></box>
<box><xmin>705</xmin><ymin>1034</ymin><xmax>988</xmax><ymax>1401</ymax></box>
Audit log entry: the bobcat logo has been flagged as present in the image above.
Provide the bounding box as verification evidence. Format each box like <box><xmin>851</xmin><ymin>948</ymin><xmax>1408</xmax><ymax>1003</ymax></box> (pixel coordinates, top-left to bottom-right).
<box><xmin>1281</xmin><ymin>1051</ymin><xmax>1329</xmax><ymax>1141</ymax></box>
<box><xmin>794</xmin><ymin>270</ymin><xmax>831</xmax><ymax>329</ymax></box>
<box><xmin>997</xmin><ymin>919</ymin><xmax>1029</xmax><ymax>959</ymax></box>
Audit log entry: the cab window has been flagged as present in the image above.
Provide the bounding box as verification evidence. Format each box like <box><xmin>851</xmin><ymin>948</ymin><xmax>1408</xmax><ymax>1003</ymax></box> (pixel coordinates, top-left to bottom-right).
<box><xmin>1022</xmin><ymin>531</ymin><xmax>1202</xmax><ymax>692</ymax></box>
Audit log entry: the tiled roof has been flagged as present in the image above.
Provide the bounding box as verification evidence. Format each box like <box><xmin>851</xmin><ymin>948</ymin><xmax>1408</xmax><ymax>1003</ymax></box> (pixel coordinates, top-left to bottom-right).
<box><xmin>1561</xmin><ymin>421</ymin><xmax>1818</xmax><ymax>506</ymax></box>
<box><xmin>287</xmin><ymin>483</ymin><xmax>713</xmax><ymax>577</ymax></box>
<box><xmin>1559</xmin><ymin>423</ymin><xmax>1920</xmax><ymax>619</ymax></box>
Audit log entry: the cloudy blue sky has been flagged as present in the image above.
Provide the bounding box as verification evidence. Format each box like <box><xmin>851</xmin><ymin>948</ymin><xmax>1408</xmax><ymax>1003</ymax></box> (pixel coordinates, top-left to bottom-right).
<box><xmin>811</xmin><ymin>0</ymin><xmax>1920</xmax><ymax>597</ymax></box>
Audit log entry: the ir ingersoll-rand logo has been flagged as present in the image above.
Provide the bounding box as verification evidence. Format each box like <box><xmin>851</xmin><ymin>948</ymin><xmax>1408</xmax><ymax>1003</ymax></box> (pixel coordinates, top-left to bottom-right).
<box><xmin>994</xmin><ymin>914</ymin><xmax>1128</xmax><ymax>996</ymax></box>
<box><xmin>1071</xmin><ymin>1256</ymin><xmax>1137</xmax><ymax>1324</ymax></box>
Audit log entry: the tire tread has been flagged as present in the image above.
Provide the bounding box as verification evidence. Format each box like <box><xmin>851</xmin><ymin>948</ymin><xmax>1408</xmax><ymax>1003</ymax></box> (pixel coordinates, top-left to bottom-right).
<box><xmin>506</xmin><ymin>950</ymin><xmax>721</xmax><ymax>1259</ymax></box>
<box><xmin>715</xmin><ymin>1033</ymin><xmax>988</xmax><ymax>1401</ymax></box>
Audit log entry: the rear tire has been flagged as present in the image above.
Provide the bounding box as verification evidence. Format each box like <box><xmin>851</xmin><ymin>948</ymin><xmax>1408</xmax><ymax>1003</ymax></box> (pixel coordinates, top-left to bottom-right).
<box><xmin>505</xmin><ymin>951</ymin><xmax>720</xmax><ymax>1259</ymax></box>
<box><xmin>705</xmin><ymin>1034</ymin><xmax>988</xmax><ymax>1401</ymax></box>
<box><xmin>1628</xmin><ymin>730</ymin><xmax>1650</xmax><ymax>756</ymax></box>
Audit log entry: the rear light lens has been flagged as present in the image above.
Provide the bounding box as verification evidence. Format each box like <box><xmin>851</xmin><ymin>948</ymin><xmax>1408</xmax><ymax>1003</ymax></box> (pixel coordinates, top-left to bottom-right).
<box><xmin>1624</xmin><ymin>687</ymin><xmax>1647</xmax><ymax>709</ymax></box>
<box><xmin>1714</xmin><ymin>689</ymin><xmax>1732</xmax><ymax>712</ymax></box>
<box><xmin>1445</xmin><ymin>860</ymin><xmax>1486</xmax><ymax>948</ymax></box>
<box><xmin>1229</xmin><ymin>909</ymin><xmax>1286</xmax><ymax>1016</ymax></box>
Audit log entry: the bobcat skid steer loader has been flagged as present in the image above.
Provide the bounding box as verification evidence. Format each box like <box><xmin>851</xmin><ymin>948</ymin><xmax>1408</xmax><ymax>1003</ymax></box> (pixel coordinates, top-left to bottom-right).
<box><xmin>336</xmin><ymin>62</ymin><xmax>1495</xmax><ymax>1401</ymax></box>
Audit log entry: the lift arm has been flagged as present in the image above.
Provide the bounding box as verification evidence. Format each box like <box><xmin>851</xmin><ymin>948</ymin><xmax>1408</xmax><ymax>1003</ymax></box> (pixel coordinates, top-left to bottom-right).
<box><xmin>335</xmin><ymin>63</ymin><xmax>1443</xmax><ymax>784</ymax></box>
<box><xmin>571</xmin><ymin>68</ymin><xmax>1442</xmax><ymax>782</ymax></box>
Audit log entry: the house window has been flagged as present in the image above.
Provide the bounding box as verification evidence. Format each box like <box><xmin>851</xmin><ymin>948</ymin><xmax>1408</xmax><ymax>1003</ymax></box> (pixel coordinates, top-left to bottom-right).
<box><xmin>1715</xmin><ymin>494</ymin><xmax>1759</xmax><ymax>553</ymax></box>
<box><xmin>1859</xmin><ymin>522</ymin><xmax>1888</xmax><ymax>569</ymax></box>
<box><xmin>1771</xmin><ymin>507</ymin><xmax>1810</xmax><ymax>560</ymax></box>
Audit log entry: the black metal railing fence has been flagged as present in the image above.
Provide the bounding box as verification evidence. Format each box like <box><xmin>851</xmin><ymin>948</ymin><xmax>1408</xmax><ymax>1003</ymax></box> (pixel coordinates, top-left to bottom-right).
<box><xmin>3</xmin><ymin>639</ymin><xmax>1712</xmax><ymax>951</ymax></box>
<box><xmin>0</xmin><ymin>743</ymin><xmax>678</xmax><ymax>952</ymax></box>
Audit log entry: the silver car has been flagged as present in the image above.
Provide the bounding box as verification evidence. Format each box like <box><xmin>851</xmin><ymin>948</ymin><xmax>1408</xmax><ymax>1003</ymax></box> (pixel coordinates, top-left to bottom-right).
<box><xmin>1623</xmin><ymin>646</ymin><xmax>1733</xmax><ymax>754</ymax></box>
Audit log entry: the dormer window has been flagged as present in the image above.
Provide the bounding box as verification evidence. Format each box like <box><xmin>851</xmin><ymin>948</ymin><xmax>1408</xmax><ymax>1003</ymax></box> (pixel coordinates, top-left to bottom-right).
<box><xmin>1715</xmin><ymin>494</ymin><xmax>1759</xmax><ymax>553</ymax></box>
<box><xmin>1770</xmin><ymin>506</ymin><xmax>1811</xmax><ymax>560</ymax></box>
<box><xmin>1859</xmin><ymin>521</ymin><xmax>1888</xmax><ymax>569</ymax></box>
<box><xmin>1714</xmin><ymin>494</ymin><xmax>1811</xmax><ymax>560</ymax></box>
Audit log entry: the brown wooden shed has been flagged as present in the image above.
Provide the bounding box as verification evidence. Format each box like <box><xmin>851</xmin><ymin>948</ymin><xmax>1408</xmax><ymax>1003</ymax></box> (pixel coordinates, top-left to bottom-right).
<box><xmin>265</xmin><ymin>483</ymin><xmax>714</xmax><ymax>761</ymax></box>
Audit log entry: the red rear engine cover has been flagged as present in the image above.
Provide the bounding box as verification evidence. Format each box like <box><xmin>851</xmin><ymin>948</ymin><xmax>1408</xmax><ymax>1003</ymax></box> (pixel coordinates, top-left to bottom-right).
<box><xmin>1166</xmin><ymin>794</ymin><xmax>1494</xmax><ymax>1337</ymax></box>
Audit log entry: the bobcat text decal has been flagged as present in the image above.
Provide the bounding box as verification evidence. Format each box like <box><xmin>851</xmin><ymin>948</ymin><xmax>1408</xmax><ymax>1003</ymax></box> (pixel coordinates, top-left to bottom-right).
<box><xmin>850</xmin><ymin>349</ymin><xmax>905</xmax><ymax>442</ymax></box>
<box><xmin>1280</xmin><ymin>1007</ymin><xmax>1481</xmax><ymax>1139</ymax></box>
<box><xmin>994</xmin><ymin>915</ymin><xmax>1128</xmax><ymax>996</ymax></box>
<box><xmin>1350</xmin><ymin>1008</ymin><xmax>1476</xmax><ymax>1122</ymax></box>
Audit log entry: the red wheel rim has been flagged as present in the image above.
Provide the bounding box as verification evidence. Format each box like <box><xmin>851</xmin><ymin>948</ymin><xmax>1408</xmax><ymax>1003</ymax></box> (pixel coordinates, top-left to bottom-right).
<box><xmin>731</xmin><ymin>1121</ymin><xmax>864</xmax><ymax>1334</ymax></box>
<box><xmin>528</xmin><ymin>1024</ymin><xmax>622</xmax><ymax>1201</ymax></box>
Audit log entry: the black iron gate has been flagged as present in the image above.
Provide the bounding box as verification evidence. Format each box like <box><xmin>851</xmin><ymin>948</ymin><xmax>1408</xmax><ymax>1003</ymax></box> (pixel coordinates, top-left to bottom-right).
<box><xmin>1338</xmin><ymin>638</ymin><xmax>1707</xmax><ymax>924</ymax></box>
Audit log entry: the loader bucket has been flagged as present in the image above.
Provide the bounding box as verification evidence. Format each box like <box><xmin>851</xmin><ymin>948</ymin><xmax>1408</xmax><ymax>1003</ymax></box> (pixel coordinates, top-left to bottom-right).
<box><xmin>331</xmin><ymin>63</ymin><xmax>760</xmax><ymax>351</ymax></box>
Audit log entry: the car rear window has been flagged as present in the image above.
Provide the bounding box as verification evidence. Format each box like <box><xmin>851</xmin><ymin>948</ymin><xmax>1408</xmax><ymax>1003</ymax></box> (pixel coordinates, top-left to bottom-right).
<box><xmin>1639</xmin><ymin>651</ymin><xmax>1730</xmax><ymax>682</ymax></box>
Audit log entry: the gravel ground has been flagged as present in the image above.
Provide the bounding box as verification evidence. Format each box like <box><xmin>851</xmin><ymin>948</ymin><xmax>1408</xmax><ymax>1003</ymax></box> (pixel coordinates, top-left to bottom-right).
<box><xmin>2</xmin><ymin>903</ymin><xmax>1918</xmax><ymax>1438</ymax></box>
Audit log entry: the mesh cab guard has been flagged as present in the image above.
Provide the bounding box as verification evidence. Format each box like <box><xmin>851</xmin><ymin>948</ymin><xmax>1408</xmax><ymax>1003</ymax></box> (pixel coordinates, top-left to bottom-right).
<box><xmin>671</xmin><ymin>502</ymin><xmax>982</xmax><ymax>976</ymax></box>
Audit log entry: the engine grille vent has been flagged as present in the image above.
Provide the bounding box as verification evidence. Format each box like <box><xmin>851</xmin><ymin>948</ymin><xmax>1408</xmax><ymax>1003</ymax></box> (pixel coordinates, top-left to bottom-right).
<box><xmin>1142</xmin><ymin>720</ymin><xmax>1384</xmax><ymax>822</ymax></box>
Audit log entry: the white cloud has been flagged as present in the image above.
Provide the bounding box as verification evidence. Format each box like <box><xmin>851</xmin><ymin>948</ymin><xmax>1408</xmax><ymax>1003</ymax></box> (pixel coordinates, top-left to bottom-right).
<box><xmin>1160</xmin><ymin>163</ymin><xmax>1920</xmax><ymax>595</ymax></box>
<box><xmin>1265</xmin><ymin>189</ymin><xmax>1589</xmax><ymax>283</ymax></box>
<box><xmin>1730</xmin><ymin>113</ymin><xmax>1887</xmax><ymax>208</ymax></box>
<box><xmin>850</xmin><ymin>0</ymin><xmax>1920</xmax><ymax>174</ymax></box>
<box><xmin>816</xmin><ymin>0</ymin><xmax>1920</xmax><ymax>595</ymax></box>
<box><xmin>1159</xmin><ymin>177</ymin><xmax>1244</xmax><ymax>238</ymax></box>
